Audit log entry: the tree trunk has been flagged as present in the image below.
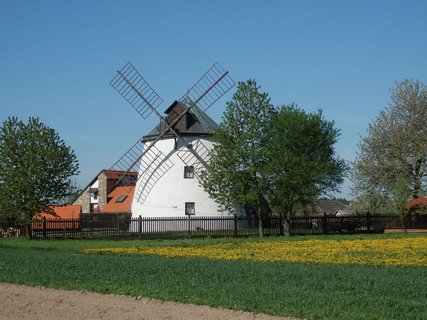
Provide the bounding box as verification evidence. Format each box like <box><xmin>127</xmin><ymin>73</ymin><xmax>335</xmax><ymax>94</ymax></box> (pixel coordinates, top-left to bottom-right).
<box><xmin>258</xmin><ymin>212</ymin><xmax>264</xmax><ymax>238</ymax></box>
<box><xmin>27</xmin><ymin>223</ymin><xmax>32</xmax><ymax>240</ymax></box>
<box><xmin>256</xmin><ymin>197</ymin><xmax>264</xmax><ymax>238</ymax></box>
<box><xmin>283</xmin><ymin>218</ymin><xmax>291</xmax><ymax>237</ymax></box>
<box><xmin>401</xmin><ymin>209</ymin><xmax>410</xmax><ymax>233</ymax></box>
<box><xmin>400</xmin><ymin>215</ymin><xmax>407</xmax><ymax>233</ymax></box>
<box><xmin>412</xmin><ymin>159</ymin><xmax>422</xmax><ymax>199</ymax></box>
<box><xmin>283</xmin><ymin>211</ymin><xmax>291</xmax><ymax>237</ymax></box>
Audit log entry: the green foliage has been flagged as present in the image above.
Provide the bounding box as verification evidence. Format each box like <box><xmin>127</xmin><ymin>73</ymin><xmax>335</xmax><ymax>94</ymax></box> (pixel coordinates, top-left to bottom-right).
<box><xmin>57</xmin><ymin>179</ymin><xmax>82</xmax><ymax>205</ymax></box>
<box><xmin>391</xmin><ymin>178</ymin><xmax>412</xmax><ymax>229</ymax></box>
<box><xmin>349</xmin><ymin>190</ymin><xmax>395</xmax><ymax>214</ymax></box>
<box><xmin>352</xmin><ymin>79</ymin><xmax>427</xmax><ymax>208</ymax></box>
<box><xmin>0</xmin><ymin>117</ymin><xmax>79</xmax><ymax>221</ymax></box>
<box><xmin>200</xmin><ymin>80</ymin><xmax>275</xmax><ymax>235</ymax></box>
<box><xmin>202</xmin><ymin>83</ymin><xmax>347</xmax><ymax>236</ymax></box>
<box><xmin>0</xmin><ymin>235</ymin><xmax>426</xmax><ymax>320</ymax></box>
<box><xmin>265</xmin><ymin>105</ymin><xmax>347</xmax><ymax>228</ymax></box>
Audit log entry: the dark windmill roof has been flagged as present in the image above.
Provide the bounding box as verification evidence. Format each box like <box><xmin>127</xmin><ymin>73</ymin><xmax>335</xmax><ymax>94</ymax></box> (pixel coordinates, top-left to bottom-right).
<box><xmin>143</xmin><ymin>96</ymin><xmax>219</xmax><ymax>142</ymax></box>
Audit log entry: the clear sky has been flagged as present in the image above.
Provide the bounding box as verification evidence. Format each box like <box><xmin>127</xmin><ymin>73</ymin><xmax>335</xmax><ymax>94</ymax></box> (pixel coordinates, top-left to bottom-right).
<box><xmin>1</xmin><ymin>0</ymin><xmax>426</xmax><ymax>199</ymax></box>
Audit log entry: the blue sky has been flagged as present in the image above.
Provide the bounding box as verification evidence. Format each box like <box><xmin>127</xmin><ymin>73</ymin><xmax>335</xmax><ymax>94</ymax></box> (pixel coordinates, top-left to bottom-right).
<box><xmin>1</xmin><ymin>0</ymin><xmax>427</xmax><ymax>198</ymax></box>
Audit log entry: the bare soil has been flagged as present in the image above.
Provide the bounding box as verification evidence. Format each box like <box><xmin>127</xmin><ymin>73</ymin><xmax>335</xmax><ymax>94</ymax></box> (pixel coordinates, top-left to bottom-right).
<box><xmin>0</xmin><ymin>283</ymin><xmax>299</xmax><ymax>320</ymax></box>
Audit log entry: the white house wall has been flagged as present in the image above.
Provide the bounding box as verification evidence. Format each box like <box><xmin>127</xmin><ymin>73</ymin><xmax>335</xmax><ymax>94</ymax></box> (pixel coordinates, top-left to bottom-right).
<box><xmin>131</xmin><ymin>137</ymin><xmax>229</xmax><ymax>218</ymax></box>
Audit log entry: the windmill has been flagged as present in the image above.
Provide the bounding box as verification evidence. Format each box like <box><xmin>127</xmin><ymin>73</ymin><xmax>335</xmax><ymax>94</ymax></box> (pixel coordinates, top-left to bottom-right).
<box><xmin>109</xmin><ymin>62</ymin><xmax>235</xmax><ymax>218</ymax></box>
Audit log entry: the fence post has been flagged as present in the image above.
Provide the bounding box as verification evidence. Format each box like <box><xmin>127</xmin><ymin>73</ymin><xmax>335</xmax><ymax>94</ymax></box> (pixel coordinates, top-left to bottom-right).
<box><xmin>323</xmin><ymin>212</ymin><xmax>328</xmax><ymax>234</ymax></box>
<box><xmin>138</xmin><ymin>215</ymin><xmax>142</xmax><ymax>236</ymax></box>
<box><xmin>366</xmin><ymin>211</ymin><xmax>371</xmax><ymax>232</ymax></box>
<box><xmin>234</xmin><ymin>215</ymin><xmax>238</xmax><ymax>237</ymax></box>
<box><xmin>43</xmin><ymin>219</ymin><xmax>47</xmax><ymax>239</ymax></box>
<box><xmin>188</xmin><ymin>214</ymin><xmax>191</xmax><ymax>238</ymax></box>
<box><xmin>279</xmin><ymin>215</ymin><xmax>284</xmax><ymax>236</ymax></box>
<box><xmin>27</xmin><ymin>223</ymin><xmax>33</xmax><ymax>240</ymax></box>
<box><xmin>252</xmin><ymin>214</ymin><xmax>255</xmax><ymax>234</ymax></box>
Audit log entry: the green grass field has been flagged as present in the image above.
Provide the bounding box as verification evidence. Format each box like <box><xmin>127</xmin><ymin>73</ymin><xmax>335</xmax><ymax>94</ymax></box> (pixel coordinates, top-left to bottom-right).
<box><xmin>0</xmin><ymin>234</ymin><xmax>426</xmax><ymax>320</ymax></box>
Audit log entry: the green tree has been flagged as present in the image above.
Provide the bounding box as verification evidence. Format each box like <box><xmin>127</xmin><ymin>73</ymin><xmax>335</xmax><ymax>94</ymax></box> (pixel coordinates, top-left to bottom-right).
<box><xmin>265</xmin><ymin>105</ymin><xmax>347</xmax><ymax>235</ymax></box>
<box><xmin>390</xmin><ymin>178</ymin><xmax>412</xmax><ymax>232</ymax></box>
<box><xmin>0</xmin><ymin>117</ymin><xmax>79</xmax><ymax>221</ymax></box>
<box><xmin>201</xmin><ymin>80</ymin><xmax>275</xmax><ymax>237</ymax></box>
<box><xmin>202</xmin><ymin>81</ymin><xmax>347</xmax><ymax>237</ymax></box>
<box><xmin>349</xmin><ymin>190</ymin><xmax>394</xmax><ymax>214</ymax></box>
<box><xmin>352</xmin><ymin>79</ymin><xmax>427</xmax><ymax>209</ymax></box>
<box><xmin>57</xmin><ymin>179</ymin><xmax>82</xmax><ymax>205</ymax></box>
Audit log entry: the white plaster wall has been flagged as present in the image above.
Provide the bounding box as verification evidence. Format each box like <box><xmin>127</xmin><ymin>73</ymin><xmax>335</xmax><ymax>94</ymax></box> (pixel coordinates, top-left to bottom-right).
<box><xmin>131</xmin><ymin>136</ymin><xmax>229</xmax><ymax>218</ymax></box>
<box><xmin>90</xmin><ymin>193</ymin><xmax>99</xmax><ymax>204</ymax></box>
<box><xmin>90</xmin><ymin>180</ymin><xmax>99</xmax><ymax>204</ymax></box>
<box><xmin>90</xmin><ymin>180</ymin><xmax>99</xmax><ymax>190</ymax></box>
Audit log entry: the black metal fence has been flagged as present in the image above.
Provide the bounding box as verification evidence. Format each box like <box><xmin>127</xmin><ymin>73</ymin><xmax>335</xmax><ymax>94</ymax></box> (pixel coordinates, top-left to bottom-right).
<box><xmin>0</xmin><ymin>213</ymin><xmax>426</xmax><ymax>240</ymax></box>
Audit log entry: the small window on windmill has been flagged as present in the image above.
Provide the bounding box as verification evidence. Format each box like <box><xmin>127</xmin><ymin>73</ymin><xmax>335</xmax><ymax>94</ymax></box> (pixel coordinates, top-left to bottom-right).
<box><xmin>184</xmin><ymin>166</ymin><xmax>195</xmax><ymax>179</ymax></box>
<box><xmin>115</xmin><ymin>195</ymin><xmax>127</xmax><ymax>203</ymax></box>
<box><xmin>185</xmin><ymin>202</ymin><xmax>195</xmax><ymax>215</ymax></box>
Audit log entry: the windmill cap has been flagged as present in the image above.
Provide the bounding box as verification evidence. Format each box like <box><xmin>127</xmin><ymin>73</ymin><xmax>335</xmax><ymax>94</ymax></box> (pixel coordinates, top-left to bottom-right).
<box><xmin>142</xmin><ymin>97</ymin><xmax>219</xmax><ymax>142</ymax></box>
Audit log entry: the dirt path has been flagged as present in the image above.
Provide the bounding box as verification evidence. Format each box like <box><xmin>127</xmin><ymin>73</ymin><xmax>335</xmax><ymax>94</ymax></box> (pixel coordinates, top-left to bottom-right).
<box><xmin>0</xmin><ymin>283</ymin><xmax>299</xmax><ymax>320</ymax></box>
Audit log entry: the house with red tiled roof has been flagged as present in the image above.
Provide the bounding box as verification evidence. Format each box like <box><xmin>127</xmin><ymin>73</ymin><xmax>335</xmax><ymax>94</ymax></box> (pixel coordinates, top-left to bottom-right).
<box><xmin>407</xmin><ymin>198</ymin><xmax>427</xmax><ymax>211</ymax></box>
<box><xmin>102</xmin><ymin>186</ymin><xmax>135</xmax><ymax>213</ymax></box>
<box><xmin>73</xmin><ymin>169</ymin><xmax>137</xmax><ymax>213</ymax></box>
<box><xmin>39</xmin><ymin>205</ymin><xmax>82</xmax><ymax>219</ymax></box>
<box><xmin>404</xmin><ymin>198</ymin><xmax>427</xmax><ymax>229</ymax></box>
<box><xmin>33</xmin><ymin>205</ymin><xmax>82</xmax><ymax>230</ymax></box>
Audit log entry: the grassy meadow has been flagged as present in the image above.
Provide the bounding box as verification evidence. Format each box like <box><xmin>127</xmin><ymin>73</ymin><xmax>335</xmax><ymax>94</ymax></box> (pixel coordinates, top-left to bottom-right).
<box><xmin>0</xmin><ymin>234</ymin><xmax>426</xmax><ymax>320</ymax></box>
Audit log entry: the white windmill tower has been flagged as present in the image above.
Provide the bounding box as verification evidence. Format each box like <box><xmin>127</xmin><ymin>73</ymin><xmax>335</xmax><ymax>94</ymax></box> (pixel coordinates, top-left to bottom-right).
<box><xmin>109</xmin><ymin>62</ymin><xmax>235</xmax><ymax>219</ymax></box>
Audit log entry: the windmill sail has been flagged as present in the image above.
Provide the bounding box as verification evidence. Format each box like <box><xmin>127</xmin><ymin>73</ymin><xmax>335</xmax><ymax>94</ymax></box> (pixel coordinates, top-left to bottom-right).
<box><xmin>180</xmin><ymin>62</ymin><xmax>235</xmax><ymax>112</ymax></box>
<box><xmin>110</xmin><ymin>62</ymin><xmax>163</xmax><ymax>119</ymax></box>
<box><xmin>177</xmin><ymin>139</ymin><xmax>211</xmax><ymax>178</ymax></box>
<box><xmin>133</xmin><ymin>142</ymin><xmax>174</xmax><ymax>205</ymax></box>
<box><xmin>109</xmin><ymin>61</ymin><xmax>235</xmax><ymax>206</ymax></box>
<box><xmin>110</xmin><ymin>137</ymin><xmax>174</xmax><ymax>192</ymax></box>
<box><xmin>110</xmin><ymin>137</ymin><xmax>145</xmax><ymax>184</ymax></box>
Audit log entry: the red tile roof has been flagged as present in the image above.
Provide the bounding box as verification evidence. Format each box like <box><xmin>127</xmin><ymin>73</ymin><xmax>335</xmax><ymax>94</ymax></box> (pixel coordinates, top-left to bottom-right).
<box><xmin>38</xmin><ymin>205</ymin><xmax>82</xmax><ymax>219</ymax></box>
<box><xmin>103</xmin><ymin>170</ymin><xmax>138</xmax><ymax>180</ymax></box>
<box><xmin>407</xmin><ymin>198</ymin><xmax>427</xmax><ymax>209</ymax></box>
<box><xmin>102</xmin><ymin>186</ymin><xmax>135</xmax><ymax>213</ymax></box>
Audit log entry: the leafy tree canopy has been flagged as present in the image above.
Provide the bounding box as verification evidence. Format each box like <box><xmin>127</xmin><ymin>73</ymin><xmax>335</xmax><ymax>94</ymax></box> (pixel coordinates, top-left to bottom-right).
<box><xmin>352</xmin><ymin>79</ymin><xmax>427</xmax><ymax>211</ymax></box>
<box><xmin>265</xmin><ymin>105</ymin><xmax>347</xmax><ymax>234</ymax></box>
<box><xmin>0</xmin><ymin>117</ymin><xmax>79</xmax><ymax>221</ymax></box>
<box><xmin>200</xmin><ymin>80</ymin><xmax>275</xmax><ymax>236</ymax></box>
<box><xmin>201</xmin><ymin>80</ymin><xmax>347</xmax><ymax>236</ymax></box>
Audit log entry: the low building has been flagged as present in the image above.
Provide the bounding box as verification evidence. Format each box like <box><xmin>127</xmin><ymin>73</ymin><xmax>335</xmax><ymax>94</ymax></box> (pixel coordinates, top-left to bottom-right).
<box><xmin>38</xmin><ymin>205</ymin><xmax>82</xmax><ymax>219</ymax></box>
<box><xmin>73</xmin><ymin>170</ymin><xmax>137</xmax><ymax>213</ymax></box>
<box><xmin>315</xmin><ymin>199</ymin><xmax>352</xmax><ymax>216</ymax></box>
<box><xmin>407</xmin><ymin>198</ymin><xmax>427</xmax><ymax>213</ymax></box>
<box><xmin>101</xmin><ymin>186</ymin><xmax>135</xmax><ymax>214</ymax></box>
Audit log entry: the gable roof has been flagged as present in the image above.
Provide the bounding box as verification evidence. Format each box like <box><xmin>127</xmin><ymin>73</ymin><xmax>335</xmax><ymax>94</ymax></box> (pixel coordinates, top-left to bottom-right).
<box><xmin>143</xmin><ymin>97</ymin><xmax>219</xmax><ymax>141</ymax></box>
<box><xmin>316</xmin><ymin>200</ymin><xmax>349</xmax><ymax>215</ymax></box>
<box><xmin>74</xmin><ymin>169</ymin><xmax>137</xmax><ymax>201</ymax></box>
<box><xmin>38</xmin><ymin>205</ymin><xmax>82</xmax><ymax>219</ymax></box>
<box><xmin>102</xmin><ymin>186</ymin><xmax>135</xmax><ymax>213</ymax></box>
<box><xmin>407</xmin><ymin>198</ymin><xmax>427</xmax><ymax>209</ymax></box>
<box><xmin>102</xmin><ymin>170</ymin><xmax>138</xmax><ymax>182</ymax></box>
